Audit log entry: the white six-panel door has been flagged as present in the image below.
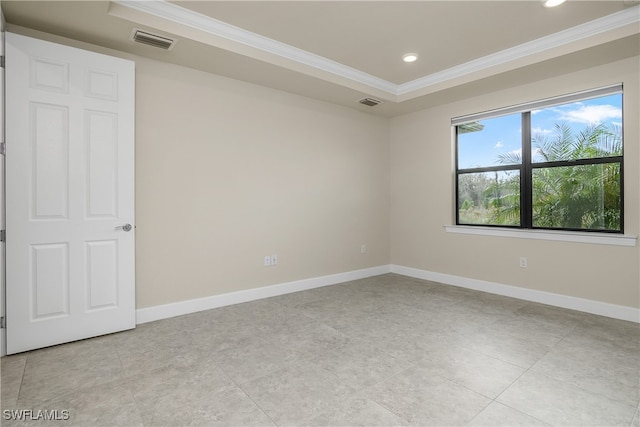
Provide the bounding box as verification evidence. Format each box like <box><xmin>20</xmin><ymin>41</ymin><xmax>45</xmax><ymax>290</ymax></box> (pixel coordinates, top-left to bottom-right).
<box><xmin>6</xmin><ymin>33</ymin><xmax>135</xmax><ymax>354</ymax></box>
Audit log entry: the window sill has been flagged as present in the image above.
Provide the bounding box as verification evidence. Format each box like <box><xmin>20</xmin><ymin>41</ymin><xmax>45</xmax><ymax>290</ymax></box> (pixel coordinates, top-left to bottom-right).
<box><xmin>444</xmin><ymin>225</ymin><xmax>637</xmax><ymax>247</ymax></box>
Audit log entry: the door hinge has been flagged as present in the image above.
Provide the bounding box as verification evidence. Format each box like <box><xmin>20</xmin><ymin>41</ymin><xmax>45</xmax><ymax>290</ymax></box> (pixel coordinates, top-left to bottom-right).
<box><xmin>0</xmin><ymin>56</ymin><xmax>4</xmax><ymax>68</ymax></box>
<box><xmin>0</xmin><ymin>230</ymin><xmax>5</xmax><ymax>242</ymax></box>
<box><xmin>0</xmin><ymin>142</ymin><xmax>5</xmax><ymax>156</ymax></box>
<box><xmin>0</xmin><ymin>317</ymin><xmax>5</xmax><ymax>329</ymax></box>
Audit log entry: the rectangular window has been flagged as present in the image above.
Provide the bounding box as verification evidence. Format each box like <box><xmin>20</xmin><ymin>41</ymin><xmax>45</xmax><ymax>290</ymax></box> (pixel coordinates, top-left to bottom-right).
<box><xmin>454</xmin><ymin>85</ymin><xmax>623</xmax><ymax>233</ymax></box>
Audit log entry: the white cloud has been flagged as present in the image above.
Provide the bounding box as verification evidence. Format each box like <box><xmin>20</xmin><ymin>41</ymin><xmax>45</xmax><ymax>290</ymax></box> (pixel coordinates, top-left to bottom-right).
<box><xmin>557</xmin><ymin>103</ymin><xmax>621</xmax><ymax>125</ymax></box>
<box><xmin>495</xmin><ymin>141</ymin><xmax>504</xmax><ymax>148</ymax></box>
<box><xmin>532</xmin><ymin>127</ymin><xmax>553</xmax><ymax>136</ymax></box>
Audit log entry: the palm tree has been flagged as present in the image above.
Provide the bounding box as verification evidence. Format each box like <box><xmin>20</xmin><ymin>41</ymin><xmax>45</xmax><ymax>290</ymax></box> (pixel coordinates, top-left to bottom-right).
<box><xmin>490</xmin><ymin>121</ymin><xmax>621</xmax><ymax>230</ymax></box>
<box><xmin>484</xmin><ymin>171</ymin><xmax>520</xmax><ymax>225</ymax></box>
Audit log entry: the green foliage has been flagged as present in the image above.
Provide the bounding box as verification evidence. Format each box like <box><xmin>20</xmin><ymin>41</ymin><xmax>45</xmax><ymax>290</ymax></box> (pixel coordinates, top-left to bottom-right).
<box><xmin>458</xmin><ymin>171</ymin><xmax>520</xmax><ymax>226</ymax></box>
<box><xmin>458</xmin><ymin>121</ymin><xmax>622</xmax><ymax>230</ymax></box>
<box><xmin>529</xmin><ymin>122</ymin><xmax>621</xmax><ymax>230</ymax></box>
<box><xmin>482</xmin><ymin>171</ymin><xmax>520</xmax><ymax>225</ymax></box>
<box><xmin>533</xmin><ymin>122</ymin><xmax>622</xmax><ymax>161</ymax></box>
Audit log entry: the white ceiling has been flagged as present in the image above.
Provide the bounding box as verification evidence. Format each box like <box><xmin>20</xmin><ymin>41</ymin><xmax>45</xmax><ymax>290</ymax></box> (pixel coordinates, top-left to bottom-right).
<box><xmin>2</xmin><ymin>1</ymin><xmax>639</xmax><ymax>116</ymax></box>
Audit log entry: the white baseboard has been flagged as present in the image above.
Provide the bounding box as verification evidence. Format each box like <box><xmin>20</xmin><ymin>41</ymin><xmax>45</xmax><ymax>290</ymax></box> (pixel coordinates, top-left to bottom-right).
<box><xmin>390</xmin><ymin>264</ymin><xmax>640</xmax><ymax>323</ymax></box>
<box><xmin>136</xmin><ymin>263</ymin><xmax>639</xmax><ymax>326</ymax></box>
<box><xmin>136</xmin><ymin>265</ymin><xmax>392</xmax><ymax>324</ymax></box>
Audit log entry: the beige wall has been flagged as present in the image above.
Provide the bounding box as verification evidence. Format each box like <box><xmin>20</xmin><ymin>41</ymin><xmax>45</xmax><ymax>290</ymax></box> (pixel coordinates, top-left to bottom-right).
<box><xmin>8</xmin><ymin>25</ymin><xmax>391</xmax><ymax>311</ymax></box>
<box><xmin>134</xmin><ymin>58</ymin><xmax>390</xmax><ymax>308</ymax></box>
<box><xmin>390</xmin><ymin>56</ymin><xmax>640</xmax><ymax>308</ymax></box>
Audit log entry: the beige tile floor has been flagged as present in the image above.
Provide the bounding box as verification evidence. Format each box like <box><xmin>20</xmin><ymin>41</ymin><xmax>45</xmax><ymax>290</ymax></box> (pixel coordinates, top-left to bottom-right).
<box><xmin>1</xmin><ymin>273</ymin><xmax>639</xmax><ymax>426</ymax></box>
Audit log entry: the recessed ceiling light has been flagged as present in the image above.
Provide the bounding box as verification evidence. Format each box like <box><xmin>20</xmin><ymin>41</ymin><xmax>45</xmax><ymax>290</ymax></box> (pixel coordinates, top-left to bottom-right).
<box><xmin>543</xmin><ymin>0</ymin><xmax>566</xmax><ymax>7</ymax></box>
<box><xmin>402</xmin><ymin>53</ymin><xmax>418</xmax><ymax>63</ymax></box>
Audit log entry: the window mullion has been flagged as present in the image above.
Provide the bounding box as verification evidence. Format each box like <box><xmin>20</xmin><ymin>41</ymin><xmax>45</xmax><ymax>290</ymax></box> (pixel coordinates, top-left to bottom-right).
<box><xmin>455</xmin><ymin>126</ymin><xmax>461</xmax><ymax>226</ymax></box>
<box><xmin>521</xmin><ymin>112</ymin><xmax>532</xmax><ymax>228</ymax></box>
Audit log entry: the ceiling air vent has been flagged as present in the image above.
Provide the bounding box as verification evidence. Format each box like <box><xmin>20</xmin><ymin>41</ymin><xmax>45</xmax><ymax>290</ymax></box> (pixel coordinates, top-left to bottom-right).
<box><xmin>130</xmin><ymin>28</ymin><xmax>177</xmax><ymax>50</ymax></box>
<box><xmin>358</xmin><ymin>97</ymin><xmax>383</xmax><ymax>107</ymax></box>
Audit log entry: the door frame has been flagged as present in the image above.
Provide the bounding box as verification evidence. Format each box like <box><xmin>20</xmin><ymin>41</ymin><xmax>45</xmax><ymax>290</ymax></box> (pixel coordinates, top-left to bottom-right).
<box><xmin>1</xmin><ymin>5</ymin><xmax>7</xmax><ymax>358</ymax></box>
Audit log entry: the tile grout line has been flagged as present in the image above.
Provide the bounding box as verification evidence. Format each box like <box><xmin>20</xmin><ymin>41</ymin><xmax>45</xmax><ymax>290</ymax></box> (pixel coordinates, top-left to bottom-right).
<box><xmin>219</xmin><ymin>364</ymin><xmax>281</xmax><ymax>427</ymax></box>
<box><xmin>630</xmin><ymin>402</ymin><xmax>640</xmax><ymax>427</ymax></box>
<box><xmin>14</xmin><ymin>352</ymin><xmax>29</xmax><ymax>410</ymax></box>
<box><xmin>209</xmin><ymin>301</ymin><xmax>324</xmax><ymax>427</ymax></box>
<box><xmin>490</xmin><ymin>314</ymin><xmax>636</xmax><ymax>426</ymax></box>
<box><xmin>489</xmin><ymin>317</ymin><xmax>577</xmax><ymax>407</ymax></box>
<box><xmin>112</xmin><ymin>341</ymin><xmax>147</xmax><ymax>426</ymax></box>
<box><xmin>464</xmin><ymin>303</ymin><xmax>578</xmax><ymax>425</ymax></box>
<box><xmin>226</xmin><ymin>294</ymin><xmax>415</xmax><ymax>425</ymax></box>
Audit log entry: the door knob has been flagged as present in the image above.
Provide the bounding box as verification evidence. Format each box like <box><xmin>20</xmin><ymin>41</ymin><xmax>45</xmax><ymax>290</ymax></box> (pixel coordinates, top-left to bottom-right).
<box><xmin>116</xmin><ymin>224</ymin><xmax>133</xmax><ymax>232</ymax></box>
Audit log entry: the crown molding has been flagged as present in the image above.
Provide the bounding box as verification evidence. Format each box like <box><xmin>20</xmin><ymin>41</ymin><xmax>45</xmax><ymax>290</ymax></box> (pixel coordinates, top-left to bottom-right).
<box><xmin>113</xmin><ymin>1</ymin><xmax>639</xmax><ymax>100</ymax></box>
<box><xmin>397</xmin><ymin>6</ymin><xmax>640</xmax><ymax>96</ymax></box>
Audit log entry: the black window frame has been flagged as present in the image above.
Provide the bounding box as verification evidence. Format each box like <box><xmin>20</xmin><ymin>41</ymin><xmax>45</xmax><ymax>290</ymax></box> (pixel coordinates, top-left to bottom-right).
<box><xmin>454</xmin><ymin>85</ymin><xmax>624</xmax><ymax>234</ymax></box>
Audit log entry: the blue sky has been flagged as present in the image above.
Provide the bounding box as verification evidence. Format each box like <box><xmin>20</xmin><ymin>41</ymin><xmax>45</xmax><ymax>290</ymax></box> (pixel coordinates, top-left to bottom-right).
<box><xmin>457</xmin><ymin>93</ymin><xmax>622</xmax><ymax>169</ymax></box>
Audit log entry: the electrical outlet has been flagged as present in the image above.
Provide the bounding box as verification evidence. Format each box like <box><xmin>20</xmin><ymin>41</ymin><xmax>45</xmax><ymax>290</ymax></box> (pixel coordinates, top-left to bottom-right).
<box><xmin>360</xmin><ymin>244</ymin><xmax>366</xmax><ymax>254</ymax></box>
<box><xmin>264</xmin><ymin>256</ymin><xmax>271</xmax><ymax>267</ymax></box>
<box><xmin>271</xmin><ymin>254</ymin><xmax>278</xmax><ymax>266</ymax></box>
<box><xmin>519</xmin><ymin>257</ymin><xmax>527</xmax><ymax>268</ymax></box>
